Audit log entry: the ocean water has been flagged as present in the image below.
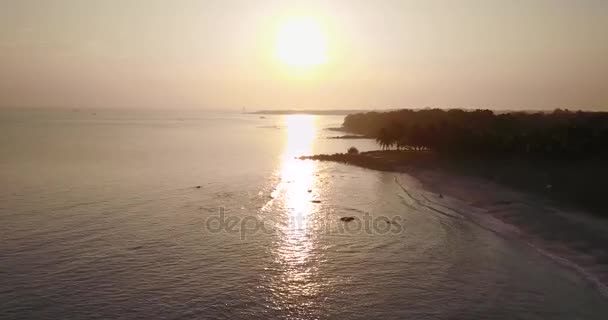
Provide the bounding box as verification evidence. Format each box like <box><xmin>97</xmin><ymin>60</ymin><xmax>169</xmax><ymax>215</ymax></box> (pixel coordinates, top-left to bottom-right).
<box><xmin>1</xmin><ymin>109</ymin><xmax>607</xmax><ymax>319</ymax></box>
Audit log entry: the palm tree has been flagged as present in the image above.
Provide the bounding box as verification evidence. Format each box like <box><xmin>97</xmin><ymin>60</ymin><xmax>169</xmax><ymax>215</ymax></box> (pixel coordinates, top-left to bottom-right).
<box><xmin>376</xmin><ymin>128</ymin><xmax>393</xmax><ymax>150</ymax></box>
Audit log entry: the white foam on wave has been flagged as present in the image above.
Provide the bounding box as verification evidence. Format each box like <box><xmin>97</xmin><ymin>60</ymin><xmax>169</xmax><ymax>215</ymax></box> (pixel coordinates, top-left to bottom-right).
<box><xmin>394</xmin><ymin>173</ymin><xmax>608</xmax><ymax>299</ymax></box>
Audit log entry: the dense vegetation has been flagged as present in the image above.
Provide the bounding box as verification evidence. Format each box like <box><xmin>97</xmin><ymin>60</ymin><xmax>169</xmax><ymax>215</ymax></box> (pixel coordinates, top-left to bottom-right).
<box><xmin>343</xmin><ymin>109</ymin><xmax>608</xmax><ymax>158</ymax></box>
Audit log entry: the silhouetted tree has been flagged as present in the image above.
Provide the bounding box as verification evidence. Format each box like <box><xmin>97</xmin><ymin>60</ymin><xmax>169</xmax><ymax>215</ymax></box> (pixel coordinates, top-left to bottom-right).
<box><xmin>342</xmin><ymin>108</ymin><xmax>608</xmax><ymax>158</ymax></box>
<box><xmin>347</xmin><ymin>146</ymin><xmax>359</xmax><ymax>154</ymax></box>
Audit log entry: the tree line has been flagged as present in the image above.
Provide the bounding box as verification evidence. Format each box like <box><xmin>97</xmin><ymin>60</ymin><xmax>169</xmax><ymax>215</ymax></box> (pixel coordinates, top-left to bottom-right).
<box><xmin>343</xmin><ymin>109</ymin><xmax>608</xmax><ymax>158</ymax></box>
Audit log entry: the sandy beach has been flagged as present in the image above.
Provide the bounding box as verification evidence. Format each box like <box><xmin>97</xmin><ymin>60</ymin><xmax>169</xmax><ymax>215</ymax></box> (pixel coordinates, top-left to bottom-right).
<box><xmin>303</xmin><ymin>151</ymin><xmax>608</xmax><ymax>296</ymax></box>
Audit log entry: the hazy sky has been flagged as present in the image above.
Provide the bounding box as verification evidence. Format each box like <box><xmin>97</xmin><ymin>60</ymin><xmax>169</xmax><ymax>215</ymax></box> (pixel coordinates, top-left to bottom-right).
<box><xmin>1</xmin><ymin>0</ymin><xmax>607</xmax><ymax>110</ymax></box>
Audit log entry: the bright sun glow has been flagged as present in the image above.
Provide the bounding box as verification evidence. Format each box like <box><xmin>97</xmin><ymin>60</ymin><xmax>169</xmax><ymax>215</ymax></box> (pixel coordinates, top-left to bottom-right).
<box><xmin>276</xmin><ymin>17</ymin><xmax>328</xmax><ymax>68</ymax></box>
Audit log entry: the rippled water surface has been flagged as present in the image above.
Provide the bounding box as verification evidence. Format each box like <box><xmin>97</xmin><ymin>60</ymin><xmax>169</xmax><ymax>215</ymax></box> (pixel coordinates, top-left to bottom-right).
<box><xmin>1</xmin><ymin>109</ymin><xmax>607</xmax><ymax>319</ymax></box>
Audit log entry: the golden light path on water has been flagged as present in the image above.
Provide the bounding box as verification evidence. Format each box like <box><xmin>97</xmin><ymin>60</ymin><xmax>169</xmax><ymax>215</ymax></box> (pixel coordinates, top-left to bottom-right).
<box><xmin>264</xmin><ymin>115</ymin><xmax>327</xmax><ymax>312</ymax></box>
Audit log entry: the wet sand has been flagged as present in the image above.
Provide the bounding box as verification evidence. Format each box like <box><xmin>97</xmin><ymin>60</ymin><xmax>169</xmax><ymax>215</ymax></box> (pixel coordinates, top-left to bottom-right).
<box><xmin>301</xmin><ymin>151</ymin><xmax>608</xmax><ymax>296</ymax></box>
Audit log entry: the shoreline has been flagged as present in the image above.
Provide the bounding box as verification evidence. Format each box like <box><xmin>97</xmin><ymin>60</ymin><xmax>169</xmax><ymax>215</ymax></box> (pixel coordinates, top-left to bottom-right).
<box><xmin>300</xmin><ymin>151</ymin><xmax>608</xmax><ymax>296</ymax></box>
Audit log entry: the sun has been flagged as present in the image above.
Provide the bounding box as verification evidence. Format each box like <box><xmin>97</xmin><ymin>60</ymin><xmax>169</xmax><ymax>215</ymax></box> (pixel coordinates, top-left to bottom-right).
<box><xmin>275</xmin><ymin>17</ymin><xmax>328</xmax><ymax>69</ymax></box>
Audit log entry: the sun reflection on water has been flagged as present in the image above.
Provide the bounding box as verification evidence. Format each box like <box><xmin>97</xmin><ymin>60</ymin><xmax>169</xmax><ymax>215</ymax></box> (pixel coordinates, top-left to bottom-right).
<box><xmin>281</xmin><ymin>115</ymin><xmax>316</xmax><ymax>231</ymax></box>
<box><xmin>265</xmin><ymin>115</ymin><xmax>327</xmax><ymax>312</ymax></box>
